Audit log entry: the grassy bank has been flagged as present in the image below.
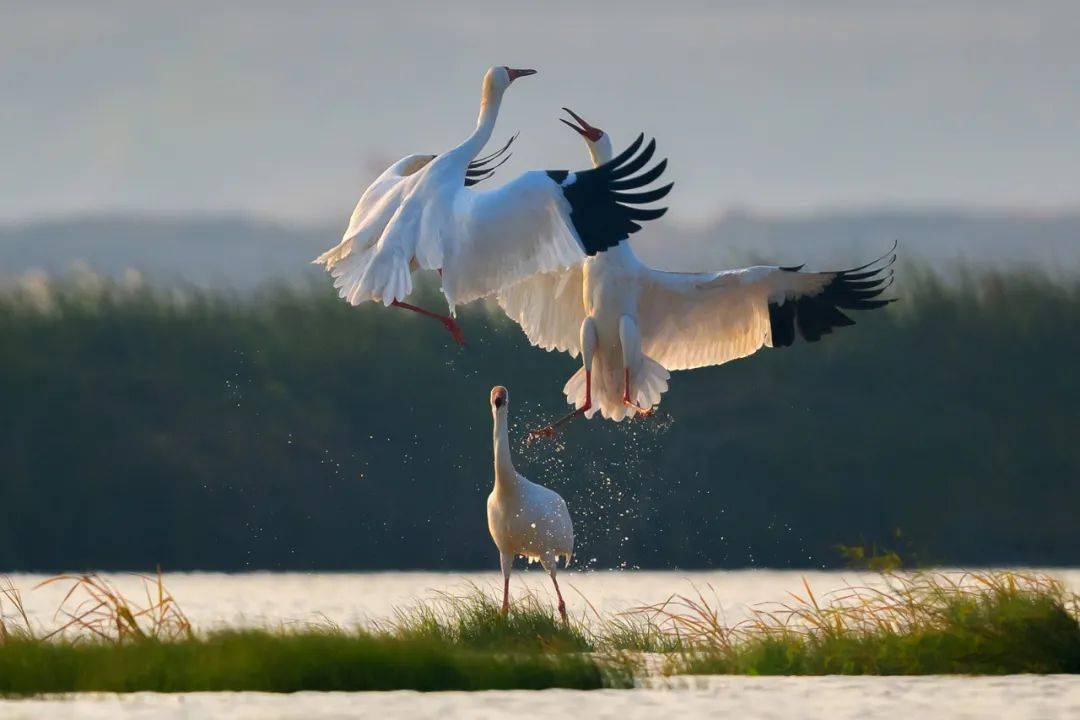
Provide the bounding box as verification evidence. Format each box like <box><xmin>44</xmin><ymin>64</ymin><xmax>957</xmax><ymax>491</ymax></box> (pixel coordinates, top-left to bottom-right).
<box><xmin>0</xmin><ymin>574</ymin><xmax>624</xmax><ymax>693</ymax></box>
<box><xmin>385</xmin><ymin>585</ymin><xmax>592</xmax><ymax>652</ymax></box>
<box><xmin>650</xmin><ymin>572</ymin><xmax>1080</xmax><ymax>676</ymax></box>
<box><xmin>1</xmin><ymin>571</ymin><xmax>1078</xmax><ymax>694</ymax></box>
<box><xmin>0</xmin><ymin>631</ymin><xmax>614</xmax><ymax>694</ymax></box>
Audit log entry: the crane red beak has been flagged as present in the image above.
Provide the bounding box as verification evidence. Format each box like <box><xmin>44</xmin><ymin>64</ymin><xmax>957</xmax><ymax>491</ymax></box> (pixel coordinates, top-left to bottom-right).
<box><xmin>506</xmin><ymin>67</ymin><xmax>537</xmax><ymax>82</ymax></box>
<box><xmin>560</xmin><ymin>107</ymin><xmax>604</xmax><ymax>142</ymax></box>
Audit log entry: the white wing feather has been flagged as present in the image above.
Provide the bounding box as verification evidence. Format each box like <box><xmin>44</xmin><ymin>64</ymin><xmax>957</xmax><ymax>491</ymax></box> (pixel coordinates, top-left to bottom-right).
<box><xmin>638</xmin><ymin>266</ymin><xmax>833</xmax><ymax>371</ymax></box>
<box><xmin>439</xmin><ymin>171</ymin><xmax>587</xmax><ymax>308</ymax></box>
<box><xmin>497</xmin><ymin>264</ymin><xmax>586</xmax><ymax>357</ymax></box>
<box><xmin>314</xmin><ymin>154</ymin><xmax>433</xmax><ymax>269</ymax></box>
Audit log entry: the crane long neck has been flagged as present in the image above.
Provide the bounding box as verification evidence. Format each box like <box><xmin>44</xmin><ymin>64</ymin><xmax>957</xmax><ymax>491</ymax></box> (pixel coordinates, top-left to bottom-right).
<box><xmin>589</xmin><ymin>145</ymin><xmax>612</xmax><ymax>168</ymax></box>
<box><xmin>493</xmin><ymin>410</ymin><xmax>517</xmax><ymax>488</ymax></box>
<box><xmin>455</xmin><ymin>88</ymin><xmax>503</xmax><ymax>161</ymax></box>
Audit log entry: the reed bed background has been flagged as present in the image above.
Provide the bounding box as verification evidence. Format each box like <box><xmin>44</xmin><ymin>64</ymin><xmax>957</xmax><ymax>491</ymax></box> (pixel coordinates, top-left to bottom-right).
<box><xmin>3</xmin><ymin>265</ymin><xmax>1078</xmax><ymax>573</ymax></box>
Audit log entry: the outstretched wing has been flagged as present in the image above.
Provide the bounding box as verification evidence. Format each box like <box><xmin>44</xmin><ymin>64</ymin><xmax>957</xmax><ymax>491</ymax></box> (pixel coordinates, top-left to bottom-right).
<box><xmin>441</xmin><ymin>135</ymin><xmax>672</xmax><ymax>307</ymax></box>
<box><xmin>545</xmin><ymin>134</ymin><xmax>673</xmax><ymax>255</ymax></box>
<box><xmin>638</xmin><ymin>244</ymin><xmax>897</xmax><ymax>371</ymax></box>
<box><xmin>314</xmin><ymin>137</ymin><xmax>515</xmax><ymax>270</ymax></box>
<box><xmin>496</xmin><ymin>264</ymin><xmax>586</xmax><ymax>357</ymax></box>
<box><xmin>313</xmin><ymin>154</ymin><xmax>432</xmax><ymax>269</ymax></box>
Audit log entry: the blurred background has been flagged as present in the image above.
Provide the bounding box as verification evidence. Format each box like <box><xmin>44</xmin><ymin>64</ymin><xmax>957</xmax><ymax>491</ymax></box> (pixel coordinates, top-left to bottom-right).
<box><xmin>1</xmin><ymin>1</ymin><xmax>1077</xmax><ymax>571</ymax></box>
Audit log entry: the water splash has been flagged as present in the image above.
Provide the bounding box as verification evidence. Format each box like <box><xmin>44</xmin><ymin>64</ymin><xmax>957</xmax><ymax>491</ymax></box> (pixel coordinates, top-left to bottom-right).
<box><xmin>510</xmin><ymin>400</ymin><xmax>674</xmax><ymax>571</ymax></box>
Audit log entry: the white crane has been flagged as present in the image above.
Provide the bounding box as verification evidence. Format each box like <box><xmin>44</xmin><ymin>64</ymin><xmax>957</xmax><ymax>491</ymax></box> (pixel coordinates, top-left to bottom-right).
<box><xmin>313</xmin><ymin>137</ymin><xmax>517</xmax><ymax>344</ymax></box>
<box><xmin>313</xmin><ymin>67</ymin><xmax>672</xmax><ymax>345</ymax></box>
<box><xmin>499</xmin><ymin>108</ymin><xmax>896</xmax><ymax>436</ymax></box>
<box><xmin>487</xmin><ymin>385</ymin><xmax>574</xmax><ymax>621</ymax></box>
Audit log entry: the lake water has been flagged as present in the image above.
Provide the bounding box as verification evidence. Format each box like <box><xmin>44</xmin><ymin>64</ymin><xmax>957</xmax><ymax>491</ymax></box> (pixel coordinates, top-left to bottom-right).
<box><xmin>3</xmin><ymin>676</ymin><xmax>1079</xmax><ymax>720</ymax></box>
<box><xmin>9</xmin><ymin>568</ymin><xmax>1080</xmax><ymax>632</ymax></box>
<box><xmin>4</xmin><ymin>569</ymin><xmax>1079</xmax><ymax>719</ymax></box>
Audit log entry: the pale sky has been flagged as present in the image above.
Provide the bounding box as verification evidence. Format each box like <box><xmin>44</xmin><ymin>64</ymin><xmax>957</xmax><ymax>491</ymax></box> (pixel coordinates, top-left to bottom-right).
<box><xmin>2</xmin><ymin>1</ymin><xmax>1078</xmax><ymax>224</ymax></box>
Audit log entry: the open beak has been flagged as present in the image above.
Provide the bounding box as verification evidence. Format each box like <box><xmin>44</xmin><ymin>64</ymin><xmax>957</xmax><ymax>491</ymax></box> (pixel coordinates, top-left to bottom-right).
<box><xmin>506</xmin><ymin>67</ymin><xmax>537</xmax><ymax>82</ymax></box>
<box><xmin>560</xmin><ymin>107</ymin><xmax>603</xmax><ymax>142</ymax></box>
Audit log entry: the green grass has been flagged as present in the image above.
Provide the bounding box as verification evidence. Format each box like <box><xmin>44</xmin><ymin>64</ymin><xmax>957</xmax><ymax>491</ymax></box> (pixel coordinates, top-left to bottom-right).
<box><xmin>2</xmin><ymin>571</ymin><xmax>1078</xmax><ymax>694</ymax></box>
<box><xmin>0</xmin><ymin>575</ymin><xmax>628</xmax><ymax>694</ymax></box>
<box><xmin>660</xmin><ymin>572</ymin><xmax>1080</xmax><ymax>676</ymax></box>
<box><xmin>0</xmin><ymin>630</ymin><xmax>618</xmax><ymax>694</ymax></box>
<box><xmin>385</xmin><ymin>585</ymin><xmax>592</xmax><ymax>652</ymax></box>
<box><xmin>595</xmin><ymin>614</ymin><xmax>687</xmax><ymax>654</ymax></box>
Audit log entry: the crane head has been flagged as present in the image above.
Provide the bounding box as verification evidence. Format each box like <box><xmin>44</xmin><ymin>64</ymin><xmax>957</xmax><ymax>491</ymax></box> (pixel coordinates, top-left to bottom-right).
<box><xmin>559</xmin><ymin>107</ymin><xmax>613</xmax><ymax>165</ymax></box>
<box><xmin>490</xmin><ymin>385</ymin><xmax>508</xmax><ymax>409</ymax></box>
<box><xmin>560</xmin><ymin>107</ymin><xmax>604</xmax><ymax>142</ymax></box>
<box><xmin>485</xmin><ymin>67</ymin><xmax>537</xmax><ymax>100</ymax></box>
<box><xmin>505</xmin><ymin>67</ymin><xmax>537</xmax><ymax>82</ymax></box>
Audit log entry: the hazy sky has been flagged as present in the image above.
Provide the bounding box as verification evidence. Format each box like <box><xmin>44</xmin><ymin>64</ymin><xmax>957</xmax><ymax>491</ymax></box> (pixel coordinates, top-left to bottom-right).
<box><xmin>3</xmin><ymin>1</ymin><xmax>1078</xmax><ymax>224</ymax></box>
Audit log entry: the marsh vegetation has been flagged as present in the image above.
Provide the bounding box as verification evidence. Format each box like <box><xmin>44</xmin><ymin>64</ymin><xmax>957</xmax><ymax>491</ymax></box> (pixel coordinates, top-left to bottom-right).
<box><xmin>1</xmin><ymin>265</ymin><xmax>1078</xmax><ymax>572</ymax></box>
<box><xmin>1</xmin><ymin>570</ymin><xmax>1077</xmax><ymax>694</ymax></box>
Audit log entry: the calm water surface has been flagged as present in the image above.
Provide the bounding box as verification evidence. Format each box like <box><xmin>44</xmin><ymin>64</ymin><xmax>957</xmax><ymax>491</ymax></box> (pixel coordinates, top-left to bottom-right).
<box><xmin>8</xmin><ymin>568</ymin><xmax>1080</xmax><ymax>631</ymax></box>
<box><xmin>3</xmin><ymin>676</ymin><xmax>1079</xmax><ymax>720</ymax></box>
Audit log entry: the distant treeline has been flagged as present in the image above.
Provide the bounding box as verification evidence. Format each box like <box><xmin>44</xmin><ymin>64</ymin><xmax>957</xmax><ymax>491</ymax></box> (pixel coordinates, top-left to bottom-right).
<box><xmin>1</xmin><ymin>265</ymin><xmax>1077</xmax><ymax>571</ymax></box>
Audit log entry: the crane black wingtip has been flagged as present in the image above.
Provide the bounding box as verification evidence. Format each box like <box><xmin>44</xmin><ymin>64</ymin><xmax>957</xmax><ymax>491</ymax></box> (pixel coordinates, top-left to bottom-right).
<box><xmin>769</xmin><ymin>248</ymin><xmax>898</xmax><ymax>345</ymax></box>
<box><xmin>551</xmin><ymin>132</ymin><xmax>672</xmax><ymax>254</ymax></box>
<box><xmin>611</xmin><ymin>139</ymin><xmax>657</xmax><ymax>180</ymax></box>
<box><xmin>605</xmin><ymin>134</ymin><xmax>645</xmax><ymax>170</ymax></box>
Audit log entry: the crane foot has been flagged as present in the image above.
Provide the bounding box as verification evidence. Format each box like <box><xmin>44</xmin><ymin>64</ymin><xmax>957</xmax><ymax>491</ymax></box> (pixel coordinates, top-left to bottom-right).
<box><xmin>442</xmin><ymin>317</ymin><xmax>467</xmax><ymax>347</ymax></box>
<box><xmin>526</xmin><ymin>426</ymin><xmax>557</xmax><ymax>444</ymax></box>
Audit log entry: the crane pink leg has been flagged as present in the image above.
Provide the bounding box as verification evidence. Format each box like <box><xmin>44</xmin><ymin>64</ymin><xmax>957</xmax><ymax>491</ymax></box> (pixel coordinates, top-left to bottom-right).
<box><xmin>501</xmin><ymin>574</ymin><xmax>510</xmax><ymax>616</ymax></box>
<box><xmin>551</xmin><ymin>573</ymin><xmax>567</xmax><ymax>622</ymax></box>
<box><xmin>622</xmin><ymin>368</ymin><xmax>655</xmax><ymax>417</ymax></box>
<box><xmin>390</xmin><ymin>300</ymin><xmax>466</xmax><ymax>346</ymax></box>
<box><xmin>528</xmin><ymin>370</ymin><xmax>591</xmax><ymax>442</ymax></box>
